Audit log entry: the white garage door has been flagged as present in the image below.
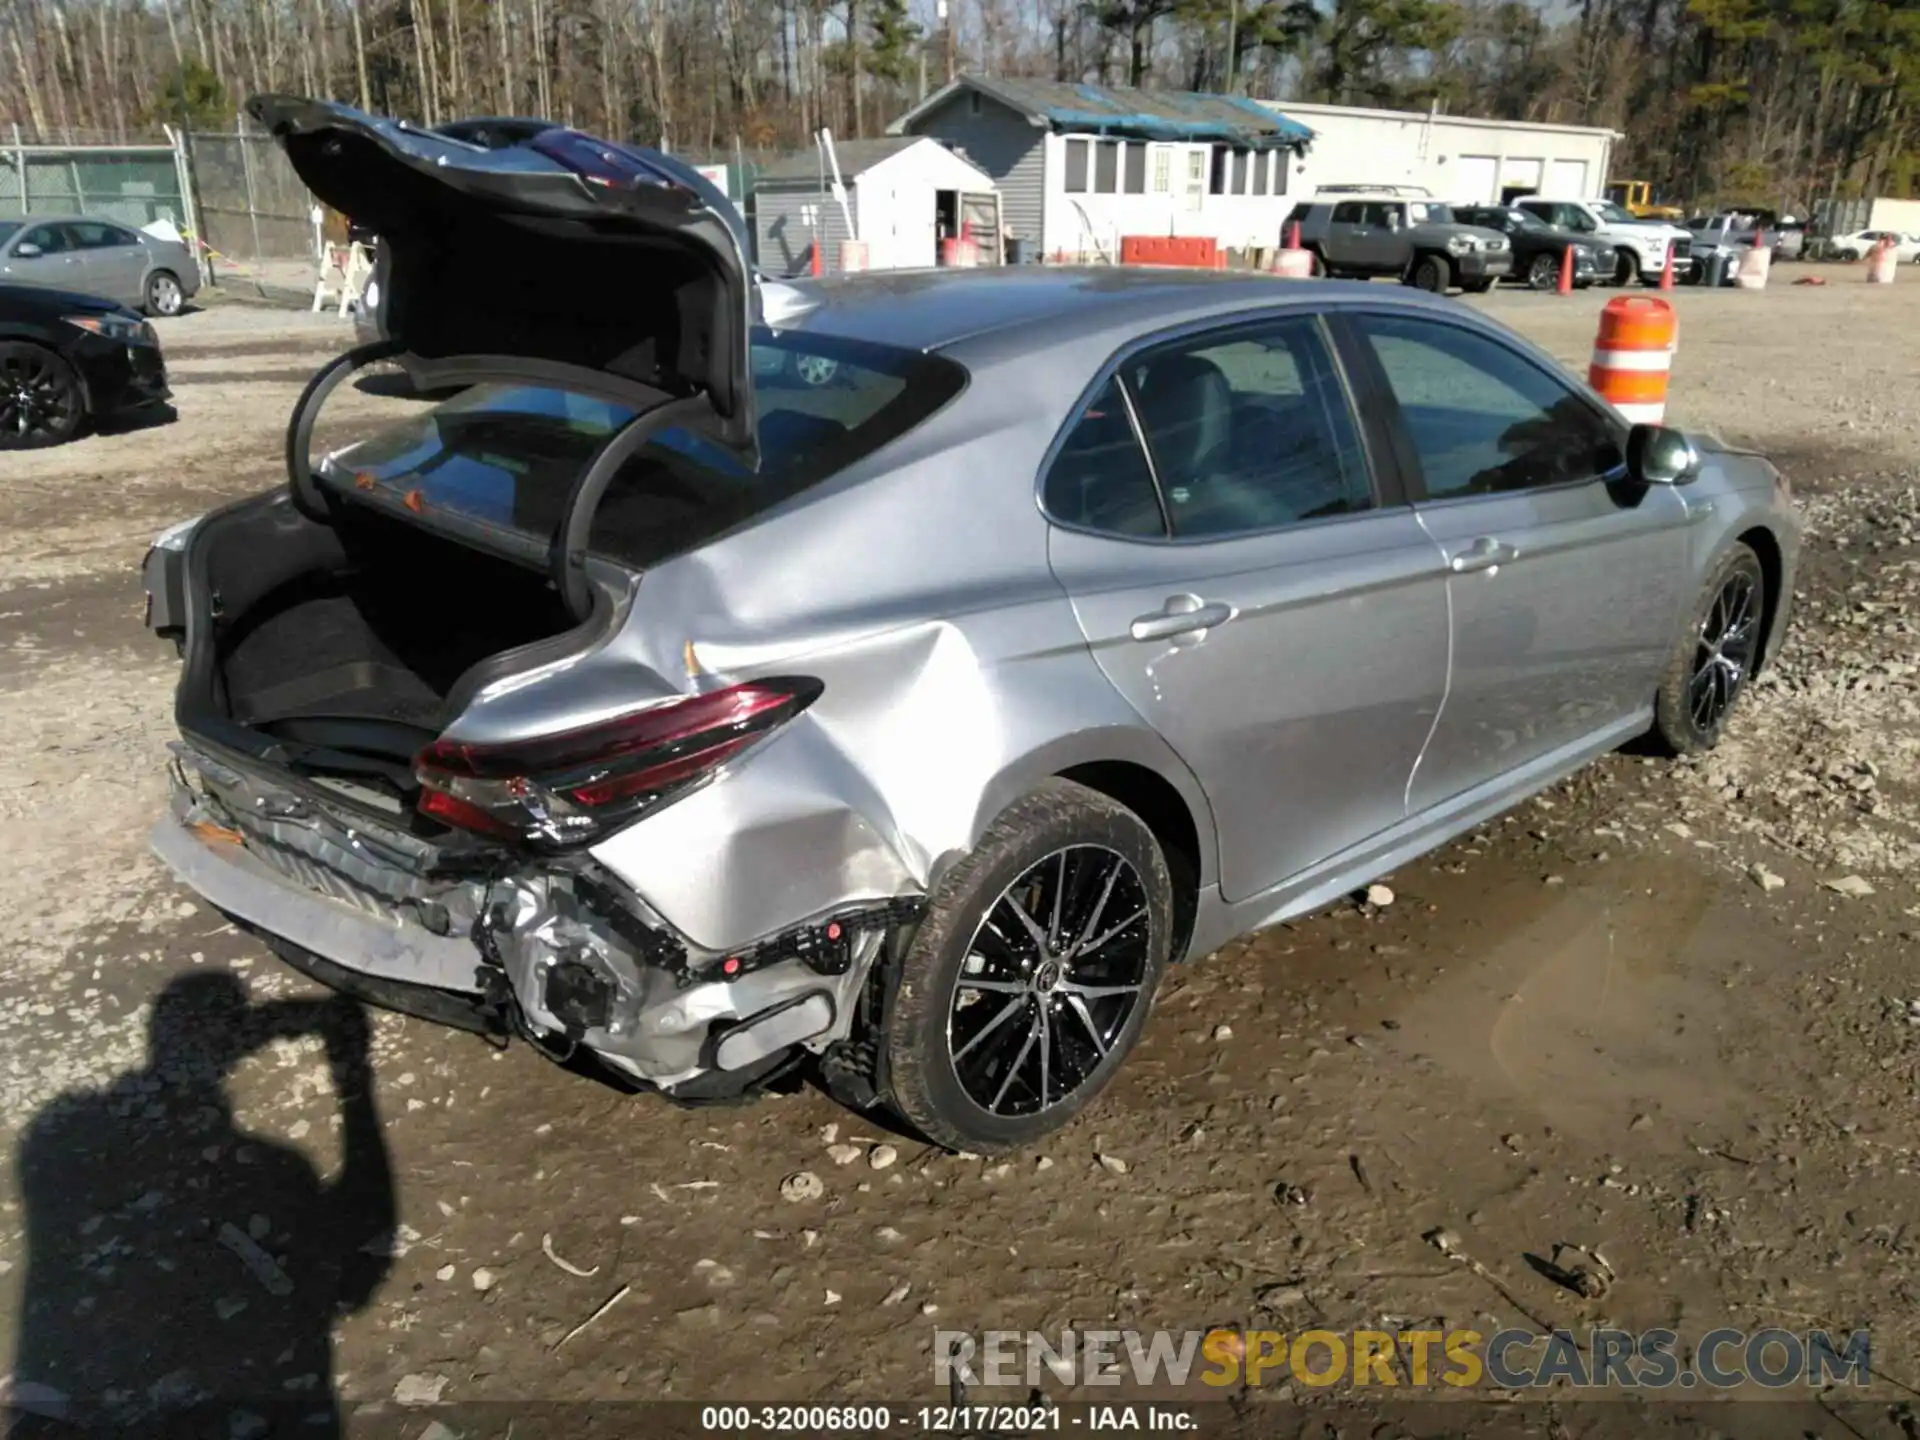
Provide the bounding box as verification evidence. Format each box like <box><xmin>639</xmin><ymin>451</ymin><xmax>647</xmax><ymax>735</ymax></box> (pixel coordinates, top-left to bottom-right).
<box><xmin>1547</xmin><ymin>159</ymin><xmax>1591</xmax><ymax>198</ymax></box>
<box><xmin>1452</xmin><ymin>155</ymin><xmax>1498</xmax><ymax>204</ymax></box>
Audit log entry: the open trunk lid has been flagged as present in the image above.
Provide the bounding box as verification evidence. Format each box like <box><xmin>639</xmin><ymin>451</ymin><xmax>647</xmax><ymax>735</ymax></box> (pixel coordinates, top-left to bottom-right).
<box><xmin>250</xmin><ymin>94</ymin><xmax>757</xmax><ymax>464</ymax></box>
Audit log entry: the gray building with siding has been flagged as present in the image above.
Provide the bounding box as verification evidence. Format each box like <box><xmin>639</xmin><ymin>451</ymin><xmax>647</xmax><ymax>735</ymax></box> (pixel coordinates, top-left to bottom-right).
<box><xmin>889</xmin><ymin>76</ymin><xmax>1314</xmax><ymax>261</ymax></box>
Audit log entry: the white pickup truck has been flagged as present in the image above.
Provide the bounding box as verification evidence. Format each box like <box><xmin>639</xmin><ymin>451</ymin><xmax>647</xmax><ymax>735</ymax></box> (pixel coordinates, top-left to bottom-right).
<box><xmin>1516</xmin><ymin>197</ymin><xmax>1694</xmax><ymax>286</ymax></box>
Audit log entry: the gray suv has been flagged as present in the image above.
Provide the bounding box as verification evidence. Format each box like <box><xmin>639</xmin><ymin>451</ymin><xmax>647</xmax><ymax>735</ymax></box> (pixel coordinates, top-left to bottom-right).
<box><xmin>1288</xmin><ymin>196</ymin><xmax>1512</xmax><ymax>293</ymax></box>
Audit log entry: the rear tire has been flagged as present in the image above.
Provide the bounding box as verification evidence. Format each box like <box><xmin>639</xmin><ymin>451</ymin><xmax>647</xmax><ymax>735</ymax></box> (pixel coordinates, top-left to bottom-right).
<box><xmin>145</xmin><ymin>270</ymin><xmax>185</xmax><ymax>317</ymax></box>
<box><xmin>1651</xmin><ymin>542</ymin><xmax>1766</xmax><ymax>755</ymax></box>
<box><xmin>1409</xmin><ymin>254</ymin><xmax>1451</xmax><ymax>293</ymax></box>
<box><xmin>883</xmin><ymin>780</ymin><xmax>1173</xmax><ymax>1152</ymax></box>
<box><xmin>0</xmin><ymin>341</ymin><xmax>85</xmax><ymax>449</ymax></box>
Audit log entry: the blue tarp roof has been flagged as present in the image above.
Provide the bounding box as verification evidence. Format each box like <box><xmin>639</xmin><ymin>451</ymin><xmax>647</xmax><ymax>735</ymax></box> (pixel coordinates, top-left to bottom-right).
<box><xmin>898</xmin><ymin>76</ymin><xmax>1314</xmax><ymax>150</ymax></box>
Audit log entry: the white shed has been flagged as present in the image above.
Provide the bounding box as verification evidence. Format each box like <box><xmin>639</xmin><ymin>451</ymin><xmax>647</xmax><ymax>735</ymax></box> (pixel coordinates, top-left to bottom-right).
<box><xmin>1267</xmin><ymin>101</ymin><xmax>1619</xmax><ymax>207</ymax></box>
<box><xmin>751</xmin><ymin>136</ymin><xmax>1002</xmax><ymax>276</ymax></box>
<box><xmin>891</xmin><ymin>76</ymin><xmax>1315</xmax><ymax>261</ymax></box>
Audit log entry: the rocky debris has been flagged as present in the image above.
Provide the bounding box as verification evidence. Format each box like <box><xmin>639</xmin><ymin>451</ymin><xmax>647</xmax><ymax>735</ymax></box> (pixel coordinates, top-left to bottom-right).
<box><xmin>1749</xmin><ymin>863</ymin><xmax>1787</xmax><ymax>892</ymax></box>
<box><xmin>780</xmin><ymin>1171</ymin><xmax>824</xmax><ymax>1203</ymax></box>
<box><xmin>393</xmin><ymin>1373</ymin><xmax>449</xmax><ymax>1406</ymax></box>
<box><xmin>1365</xmin><ymin>884</ymin><xmax>1396</xmax><ymax>907</ymax></box>
<box><xmin>1823</xmin><ymin>874</ymin><xmax>1877</xmax><ymax>898</ymax></box>
<box><xmin>1095</xmin><ymin>1153</ymin><xmax>1129</xmax><ymax>1176</ymax></box>
<box><xmin>825</xmin><ymin>1143</ymin><xmax>863</xmax><ymax>1166</ymax></box>
<box><xmin>869</xmin><ymin>1144</ymin><xmax>899</xmax><ymax>1170</ymax></box>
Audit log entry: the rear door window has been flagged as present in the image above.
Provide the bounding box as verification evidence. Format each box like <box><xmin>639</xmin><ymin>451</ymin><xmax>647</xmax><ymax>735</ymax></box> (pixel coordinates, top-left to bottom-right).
<box><xmin>1117</xmin><ymin>315</ymin><xmax>1374</xmax><ymax>538</ymax></box>
<box><xmin>317</xmin><ymin>331</ymin><xmax>966</xmax><ymax>567</ymax></box>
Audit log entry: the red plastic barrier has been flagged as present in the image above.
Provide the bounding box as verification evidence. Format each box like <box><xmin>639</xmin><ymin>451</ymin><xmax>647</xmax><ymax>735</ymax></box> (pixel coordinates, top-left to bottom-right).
<box><xmin>1119</xmin><ymin>234</ymin><xmax>1220</xmax><ymax>269</ymax></box>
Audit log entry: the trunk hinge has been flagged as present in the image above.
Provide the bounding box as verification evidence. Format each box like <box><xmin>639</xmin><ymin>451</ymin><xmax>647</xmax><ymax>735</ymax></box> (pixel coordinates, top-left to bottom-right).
<box><xmin>551</xmin><ymin>392</ymin><xmax>718</xmax><ymax>621</ymax></box>
<box><xmin>284</xmin><ymin>339</ymin><xmax>405</xmax><ymax>521</ymax></box>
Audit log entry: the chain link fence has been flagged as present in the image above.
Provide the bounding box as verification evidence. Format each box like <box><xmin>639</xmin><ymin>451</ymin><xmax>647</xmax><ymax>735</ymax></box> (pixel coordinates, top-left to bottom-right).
<box><xmin>3</xmin><ymin>127</ymin><xmax>192</xmax><ymax>230</ymax></box>
<box><xmin>180</xmin><ymin>123</ymin><xmax>322</xmax><ymax>300</ymax></box>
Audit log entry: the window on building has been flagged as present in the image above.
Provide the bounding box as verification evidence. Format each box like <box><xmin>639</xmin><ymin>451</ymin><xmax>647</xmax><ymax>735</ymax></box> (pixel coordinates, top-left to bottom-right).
<box><xmin>1251</xmin><ymin>151</ymin><xmax>1270</xmax><ymax>196</ymax></box>
<box><xmin>1210</xmin><ymin>145</ymin><xmax>1230</xmax><ymax>195</ymax></box>
<box><xmin>1151</xmin><ymin>146</ymin><xmax>1171</xmax><ymax>194</ymax></box>
<box><xmin>1094</xmin><ymin>140</ymin><xmax>1120</xmax><ymax>194</ymax></box>
<box><xmin>1232</xmin><ymin>149</ymin><xmax>1250</xmax><ymax>194</ymax></box>
<box><xmin>1064</xmin><ymin>138</ymin><xmax>1089</xmax><ymax>194</ymax></box>
<box><xmin>1274</xmin><ymin>151</ymin><xmax>1290</xmax><ymax>196</ymax></box>
<box><xmin>1123</xmin><ymin>142</ymin><xmax>1147</xmax><ymax>194</ymax></box>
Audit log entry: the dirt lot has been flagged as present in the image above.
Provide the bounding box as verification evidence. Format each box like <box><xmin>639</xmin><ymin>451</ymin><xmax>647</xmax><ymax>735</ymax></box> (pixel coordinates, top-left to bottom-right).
<box><xmin>4</xmin><ymin>278</ymin><xmax>1920</xmax><ymax>1438</ymax></box>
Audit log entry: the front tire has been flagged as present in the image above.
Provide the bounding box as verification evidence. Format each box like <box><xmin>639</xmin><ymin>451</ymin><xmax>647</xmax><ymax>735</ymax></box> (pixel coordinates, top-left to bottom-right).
<box><xmin>1409</xmin><ymin>254</ymin><xmax>1451</xmax><ymax>293</ymax></box>
<box><xmin>884</xmin><ymin>780</ymin><xmax>1174</xmax><ymax>1152</ymax></box>
<box><xmin>1613</xmin><ymin>249</ymin><xmax>1641</xmax><ymax>287</ymax></box>
<box><xmin>0</xmin><ymin>341</ymin><xmax>85</xmax><ymax>449</ymax></box>
<box><xmin>1652</xmin><ymin>542</ymin><xmax>1766</xmax><ymax>755</ymax></box>
<box><xmin>1527</xmin><ymin>253</ymin><xmax>1561</xmax><ymax>290</ymax></box>
<box><xmin>145</xmin><ymin>269</ymin><xmax>185</xmax><ymax>317</ymax></box>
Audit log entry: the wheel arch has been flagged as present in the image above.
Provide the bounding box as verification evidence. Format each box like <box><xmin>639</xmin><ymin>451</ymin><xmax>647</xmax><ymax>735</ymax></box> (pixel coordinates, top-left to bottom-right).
<box><xmin>1054</xmin><ymin>759</ymin><xmax>1203</xmax><ymax>963</ymax></box>
<box><xmin>938</xmin><ymin>731</ymin><xmax>1219</xmax><ymax>961</ymax></box>
<box><xmin>1734</xmin><ymin>523</ymin><xmax>1786</xmax><ymax>675</ymax></box>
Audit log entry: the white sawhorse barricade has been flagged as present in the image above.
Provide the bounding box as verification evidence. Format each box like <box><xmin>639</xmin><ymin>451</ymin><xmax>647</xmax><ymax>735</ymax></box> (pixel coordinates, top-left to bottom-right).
<box><xmin>313</xmin><ymin>241</ymin><xmax>374</xmax><ymax>317</ymax></box>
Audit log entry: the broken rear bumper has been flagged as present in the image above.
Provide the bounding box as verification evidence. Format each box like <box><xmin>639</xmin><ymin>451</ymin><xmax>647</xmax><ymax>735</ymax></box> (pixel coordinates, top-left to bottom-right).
<box><xmin>151</xmin><ymin>744</ymin><xmax>917</xmax><ymax>1097</ymax></box>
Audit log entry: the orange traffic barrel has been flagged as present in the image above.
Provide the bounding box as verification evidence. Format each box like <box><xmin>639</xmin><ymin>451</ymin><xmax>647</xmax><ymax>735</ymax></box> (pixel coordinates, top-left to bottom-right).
<box><xmin>1588</xmin><ymin>296</ymin><xmax>1676</xmax><ymax>425</ymax></box>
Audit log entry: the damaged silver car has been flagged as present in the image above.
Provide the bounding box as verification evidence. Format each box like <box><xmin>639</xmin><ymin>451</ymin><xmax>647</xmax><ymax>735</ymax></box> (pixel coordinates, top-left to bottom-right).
<box><xmin>145</xmin><ymin>97</ymin><xmax>1801</xmax><ymax>1151</ymax></box>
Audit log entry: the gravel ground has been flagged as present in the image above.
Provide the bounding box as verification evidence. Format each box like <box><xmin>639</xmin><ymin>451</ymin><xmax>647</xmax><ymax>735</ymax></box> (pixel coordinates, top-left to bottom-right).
<box><xmin>3</xmin><ymin>278</ymin><xmax>1920</xmax><ymax>1437</ymax></box>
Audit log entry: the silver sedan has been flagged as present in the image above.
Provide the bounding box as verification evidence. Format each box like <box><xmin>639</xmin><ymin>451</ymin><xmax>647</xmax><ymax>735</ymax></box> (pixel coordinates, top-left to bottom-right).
<box><xmin>143</xmin><ymin>99</ymin><xmax>1801</xmax><ymax>1152</ymax></box>
<box><xmin>0</xmin><ymin>215</ymin><xmax>200</xmax><ymax>316</ymax></box>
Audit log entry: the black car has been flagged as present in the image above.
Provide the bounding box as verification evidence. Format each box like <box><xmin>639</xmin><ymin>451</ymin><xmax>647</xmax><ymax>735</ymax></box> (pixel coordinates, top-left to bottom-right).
<box><xmin>1454</xmin><ymin>205</ymin><xmax>1616</xmax><ymax>291</ymax></box>
<box><xmin>0</xmin><ymin>283</ymin><xmax>170</xmax><ymax>447</ymax></box>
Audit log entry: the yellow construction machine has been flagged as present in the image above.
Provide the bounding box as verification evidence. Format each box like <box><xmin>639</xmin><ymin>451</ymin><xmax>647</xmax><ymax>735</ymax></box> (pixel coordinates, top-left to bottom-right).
<box><xmin>1605</xmin><ymin>180</ymin><xmax>1686</xmax><ymax>221</ymax></box>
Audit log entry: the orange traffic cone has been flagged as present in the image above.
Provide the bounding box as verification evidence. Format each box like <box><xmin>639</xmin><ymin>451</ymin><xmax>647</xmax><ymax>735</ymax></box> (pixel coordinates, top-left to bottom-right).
<box><xmin>810</xmin><ymin>238</ymin><xmax>823</xmax><ymax>278</ymax></box>
<box><xmin>1557</xmin><ymin>244</ymin><xmax>1574</xmax><ymax>296</ymax></box>
<box><xmin>1658</xmin><ymin>248</ymin><xmax>1675</xmax><ymax>291</ymax></box>
<box><xmin>1285</xmin><ymin>220</ymin><xmax>1302</xmax><ymax>250</ymax></box>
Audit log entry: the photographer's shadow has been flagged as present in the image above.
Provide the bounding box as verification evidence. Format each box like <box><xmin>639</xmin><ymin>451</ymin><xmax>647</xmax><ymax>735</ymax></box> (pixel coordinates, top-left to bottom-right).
<box><xmin>11</xmin><ymin>972</ymin><xmax>395</xmax><ymax>1437</ymax></box>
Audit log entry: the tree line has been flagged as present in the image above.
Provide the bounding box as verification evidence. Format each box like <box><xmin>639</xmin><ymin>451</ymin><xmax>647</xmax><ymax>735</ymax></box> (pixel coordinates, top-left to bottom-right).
<box><xmin>3</xmin><ymin>0</ymin><xmax>1915</xmax><ymax>209</ymax></box>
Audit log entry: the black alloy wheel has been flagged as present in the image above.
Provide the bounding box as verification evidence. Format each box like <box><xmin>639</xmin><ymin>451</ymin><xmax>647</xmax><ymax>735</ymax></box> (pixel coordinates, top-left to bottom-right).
<box><xmin>1687</xmin><ymin>565</ymin><xmax>1761</xmax><ymax>734</ymax></box>
<box><xmin>945</xmin><ymin>845</ymin><xmax>1152</xmax><ymax>1119</ymax></box>
<box><xmin>0</xmin><ymin>342</ymin><xmax>84</xmax><ymax>449</ymax></box>
<box><xmin>1652</xmin><ymin>542</ymin><xmax>1767</xmax><ymax>754</ymax></box>
<box><xmin>883</xmin><ymin>779</ymin><xmax>1173</xmax><ymax>1151</ymax></box>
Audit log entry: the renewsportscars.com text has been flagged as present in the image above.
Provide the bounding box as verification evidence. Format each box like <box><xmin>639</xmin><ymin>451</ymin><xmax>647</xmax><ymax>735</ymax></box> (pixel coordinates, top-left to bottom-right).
<box><xmin>935</xmin><ymin>1326</ymin><xmax>1871</xmax><ymax>1391</ymax></box>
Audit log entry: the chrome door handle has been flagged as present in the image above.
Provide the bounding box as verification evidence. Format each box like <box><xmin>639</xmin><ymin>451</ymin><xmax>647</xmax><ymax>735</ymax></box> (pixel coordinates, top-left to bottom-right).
<box><xmin>1130</xmin><ymin>595</ymin><xmax>1234</xmax><ymax>642</ymax></box>
<box><xmin>1449</xmin><ymin>537</ymin><xmax>1520</xmax><ymax>573</ymax></box>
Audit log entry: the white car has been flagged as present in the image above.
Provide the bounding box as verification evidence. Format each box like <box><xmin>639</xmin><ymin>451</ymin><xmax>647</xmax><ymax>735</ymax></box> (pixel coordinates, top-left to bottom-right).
<box><xmin>1826</xmin><ymin>229</ymin><xmax>1920</xmax><ymax>262</ymax></box>
<box><xmin>1516</xmin><ymin>197</ymin><xmax>1694</xmax><ymax>286</ymax></box>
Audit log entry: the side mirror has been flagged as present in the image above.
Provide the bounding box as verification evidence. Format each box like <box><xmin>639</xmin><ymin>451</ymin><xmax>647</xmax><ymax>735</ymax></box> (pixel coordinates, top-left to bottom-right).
<box><xmin>1626</xmin><ymin>424</ymin><xmax>1699</xmax><ymax>486</ymax></box>
<box><xmin>13</xmin><ymin>242</ymin><xmax>41</xmax><ymax>258</ymax></box>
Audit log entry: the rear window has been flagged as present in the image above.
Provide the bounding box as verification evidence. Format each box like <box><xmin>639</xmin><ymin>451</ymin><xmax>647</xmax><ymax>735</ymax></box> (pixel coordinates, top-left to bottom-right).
<box><xmin>317</xmin><ymin>329</ymin><xmax>965</xmax><ymax>568</ymax></box>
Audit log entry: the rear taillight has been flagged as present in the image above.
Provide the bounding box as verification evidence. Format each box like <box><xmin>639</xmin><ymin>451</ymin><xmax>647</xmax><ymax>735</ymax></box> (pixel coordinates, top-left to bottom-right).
<box><xmin>414</xmin><ymin>677</ymin><xmax>821</xmax><ymax>846</ymax></box>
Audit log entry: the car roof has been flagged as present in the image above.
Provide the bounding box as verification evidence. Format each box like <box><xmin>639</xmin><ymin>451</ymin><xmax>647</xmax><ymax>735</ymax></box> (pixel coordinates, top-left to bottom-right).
<box><xmin>768</xmin><ymin>265</ymin><xmax>1468</xmax><ymax>359</ymax></box>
